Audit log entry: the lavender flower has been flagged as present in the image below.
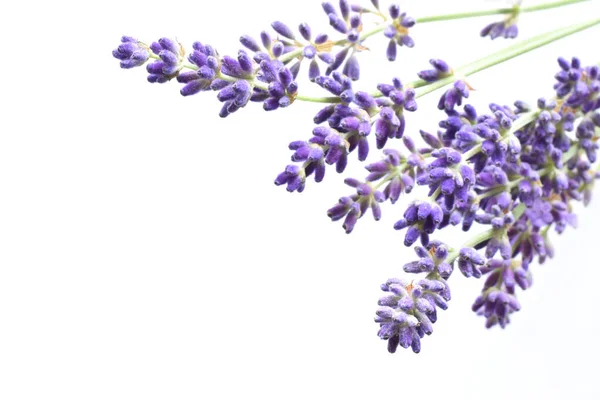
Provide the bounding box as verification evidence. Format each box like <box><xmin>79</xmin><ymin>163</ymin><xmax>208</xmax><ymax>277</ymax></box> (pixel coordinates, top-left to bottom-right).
<box><xmin>403</xmin><ymin>240</ymin><xmax>453</xmax><ymax>279</ymax></box>
<box><xmin>112</xmin><ymin>36</ymin><xmax>150</xmax><ymax>69</ymax></box>
<box><xmin>376</xmin><ymin>275</ymin><xmax>450</xmax><ymax>353</ymax></box>
<box><xmin>257</xmin><ymin>60</ymin><xmax>299</xmax><ymax>111</ymax></box>
<box><xmin>457</xmin><ymin>248</ymin><xmax>487</xmax><ymax>278</ymax></box>
<box><xmin>554</xmin><ymin>57</ymin><xmax>600</xmax><ymax>112</ymax></box>
<box><xmin>375</xmin><ymin>78</ymin><xmax>417</xmax><ymax>148</ymax></box>
<box><xmin>472</xmin><ymin>259</ymin><xmax>530</xmax><ymax>328</ymax></box>
<box><xmin>327</xmin><ymin>179</ymin><xmax>384</xmax><ymax>233</ymax></box>
<box><xmin>418</xmin><ymin>59</ymin><xmax>452</xmax><ymax>82</ymax></box>
<box><xmin>365</xmin><ymin>148</ymin><xmax>416</xmax><ymax>204</ymax></box>
<box><xmin>384</xmin><ymin>4</ymin><xmax>416</xmax><ymax>61</ymax></box>
<box><xmin>214</xmin><ymin>51</ymin><xmax>257</xmax><ymax>117</ymax></box>
<box><xmin>394</xmin><ymin>200</ymin><xmax>444</xmax><ymax>246</ymax></box>
<box><xmin>176</xmin><ymin>42</ymin><xmax>218</xmax><ymax>96</ymax></box>
<box><xmin>438</xmin><ymin>80</ymin><xmax>470</xmax><ymax>111</ymax></box>
<box><xmin>480</xmin><ymin>9</ymin><xmax>519</xmax><ymax>40</ymax></box>
<box><xmin>146</xmin><ymin>38</ymin><xmax>184</xmax><ymax>83</ymax></box>
<box><xmin>319</xmin><ymin>1</ymin><xmax>367</xmax><ymax>79</ymax></box>
<box><xmin>275</xmin><ymin>114</ymin><xmax>373</xmax><ymax>192</ymax></box>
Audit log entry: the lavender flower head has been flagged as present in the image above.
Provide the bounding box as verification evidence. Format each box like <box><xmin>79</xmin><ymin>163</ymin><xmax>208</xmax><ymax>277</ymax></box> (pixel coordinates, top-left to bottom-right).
<box><xmin>146</xmin><ymin>38</ymin><xmax>185</xmax><ymax>83</ymax></box>
<box><xmin>384</xmin><ymin>4</ymin><xmax>416</xmax><ymax>61</ymax></box>
<box><xmin>481</xmin><ymin>6</ymin><xmax>520</xmax><ymax>40</ymax></box>
<box><xmin>376</xmin><ymin>276</ymin><xmax>450</xmax><ymax>353</ymax></box>
<box><xmin>112</xmin><ymin>36</ymin><xmax>150</xmax><ymax>69</ymax></box>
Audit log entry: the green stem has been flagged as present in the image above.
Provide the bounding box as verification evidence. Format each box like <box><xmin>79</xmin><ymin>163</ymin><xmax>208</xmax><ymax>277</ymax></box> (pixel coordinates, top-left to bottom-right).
<box><xmin>416</xmin><ymin>0</ymin><xmax>587</xmax><ymax>23</ymax></box>
<box><xmin>294</xmin><ymin>94</ymin><xmax>341</xmax><ymax>103</ymax></box>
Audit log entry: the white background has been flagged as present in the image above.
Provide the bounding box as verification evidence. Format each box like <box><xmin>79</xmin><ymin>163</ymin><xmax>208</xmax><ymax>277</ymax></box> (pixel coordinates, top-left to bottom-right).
<box><xmin>1</xmin><ymin>0</ymin><xmax>600</xmax><ymax>399</ymax></box>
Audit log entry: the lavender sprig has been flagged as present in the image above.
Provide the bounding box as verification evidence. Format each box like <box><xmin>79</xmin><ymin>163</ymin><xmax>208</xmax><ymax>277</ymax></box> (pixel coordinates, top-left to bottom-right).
<box><xmin>110</xmin><ymin>0</ymin><xmax>600</xmax><ymax>356</ymax></box>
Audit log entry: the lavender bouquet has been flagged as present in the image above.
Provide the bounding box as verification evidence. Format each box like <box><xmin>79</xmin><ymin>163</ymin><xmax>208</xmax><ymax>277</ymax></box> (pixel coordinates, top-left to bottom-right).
<box><xmin>112</xmin><ymin>0</ymin><xmax>600</xmax><ymax>353</ymax></box>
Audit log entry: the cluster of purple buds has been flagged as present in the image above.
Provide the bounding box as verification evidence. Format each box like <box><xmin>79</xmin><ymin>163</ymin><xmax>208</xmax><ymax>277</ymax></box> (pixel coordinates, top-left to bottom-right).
<box><xmin>239</xmin><ymin>29</ymin><xmax>298</xmax><ymax>76</ymax></box>
<box><xmin>373</xmin><ymin>56</ymin><xmax>599</xmax><ymax>352</ymax></box>
<box><xmin>323</xmin><ymin>1</ymin><xmax>362</xmax><ymax>43</ymax></box>
<box><xmin>472</xmin><ymin>258</ymin><xmax>531</xmax><ymax>328</ymax></box>
<box><xmin>438</xmin><ymin>80</ymin><xmax>471</xmax><ymax>111</ymax></box>
<box><xmin>394</xmin><ymin>200</ymin><xmax>444</xmax><ymax>247</ymax></box>
<box><xmin>112</xmin><ymin>36</ymin><xmax>150</xmax><ymax>69</ymax></box>
<box><xmin>480</xmin><ymin>15</ymin><xmax>519</xmax><ymax>40</ymax></box>
<box><xmin>375</xmin><ymin>78</ymin><xmax>417</xmax><ymax>148</ymax></box>
<box><xmin>327</xmin><ymin>179</ymin><xmax>384</xmax><ymax>233</ymax></box>
<box><xmin>431</xmin><ymin>104</ymin><xmax>478</xmax><ymax>147</ymax></box>
<box><xmin>275</xmin><ymin>122</ymin><xmax>361</xmax><ymax>192</ymax></box>
<box><xmin>417</xmin><ymin>147</ymin><xmax>474</xmax><ymax>210</ymax></box>
<box><xmin>365</xmin><ymin>148</ymin><xmax>415</xmax><ymax>204</ymax></box>
<box><xmin>403</xmin><ymin>240</ymin><xmax>453</xmax><ymax>279</ymax></box>
<box><xmin>256</xmin><ymin>59</ymin><xmax>299</xmax><ymax>111</ymax></box>
<box><xmin>177</xmin><ymin>42</ymin><xmax>219</xmax><ymax>96</ymax></box>
<box><xmin>146</xmin><ymin>38</ymin><xmax>184</xmax><ymax>83</ymax></box>
<box><xmin>376</xmin><ymin>277</ymin><xmax>449</xmax><ymax>353</ymax></box>
<box><xmin>327</xmin><ymin>142</ymin><xmax>423</xmax><ymax>233</ymax></box>
<box><xmin>457</xmin><ymin>247</ymin><xmax>486</xmax><ymax>278</ymax></box>
<box><xmin>384</xmin><ymin>4</ymin><xmax>416</xmax><ymax>61</ymax></box>
<box><xmin>475</xmin><ymin>205</ymin><xmax>515</xmax><ymax>259</ymax></box>
<box><xmin>554</xmin><ymin>57</ymin><xmax>600</xmax><ymax>112</ymax></box>
<box><xmin>321</xmin><ymin>1</ymin><xmax>366</xmax><ymax>79</ymax></box>
<box><xmin>377</xmin><ymin>240</ymin><xmax>451</xmax><ymax>353</ymax></box>
<box><xmin>418</xmin><ymin>59</ymin><xmax>452</xmax><ymax>82</ymax></box>
<box><xmin>295</xmin><ymin>24</ymin><xmax>334</xmax><ymax>81</ymax></box>
<box><xmin>214</xmin><ymin>51</ymin><xmax>257</xmax><ymax>117</ymax></box>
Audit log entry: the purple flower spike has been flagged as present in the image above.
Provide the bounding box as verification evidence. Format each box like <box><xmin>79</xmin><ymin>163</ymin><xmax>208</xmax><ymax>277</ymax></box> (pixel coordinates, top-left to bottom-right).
<box><xmin>377</xmin><ymin>274</ymin><xmax>450</xmax><ymax>353</ymax></box>
<box><xmin>327</xmin><ymin>179</ymin><xmax>384</xmax><ymax>233</ymax></box>
<box><xmin>112</xmin><ymin>36</ymin><xmax>150</xmax><ymax>69</ymax></box>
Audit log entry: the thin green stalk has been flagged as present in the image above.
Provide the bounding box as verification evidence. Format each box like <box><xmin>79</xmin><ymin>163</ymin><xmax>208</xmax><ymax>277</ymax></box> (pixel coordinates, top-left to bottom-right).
<box><xmin>416</xmin><ymin>0</ymin><xmax>587</xmax><ymax>23</ymax></box>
